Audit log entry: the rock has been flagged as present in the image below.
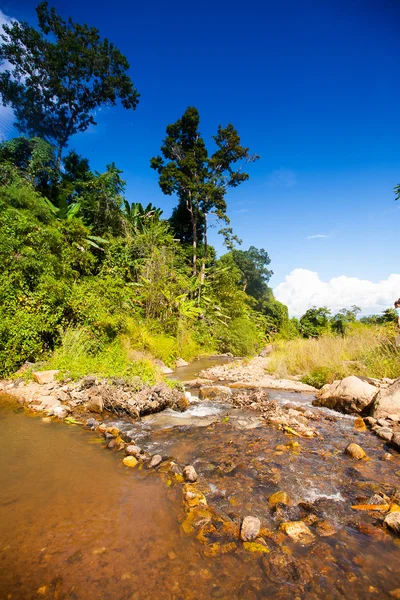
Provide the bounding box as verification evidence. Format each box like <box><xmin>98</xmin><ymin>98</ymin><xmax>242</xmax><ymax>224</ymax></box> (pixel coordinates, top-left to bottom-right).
<box><xmin>183</xmin><ymin>465</ymin><xmax>198</xmax><ymax>482</ymax></box>
<box><xmin>384</xmin><ymin>512</ymin><xmax>400</xmax><ymax>535</ymax></box>
<box><xmin>123</xmin><ymin>456</ymin><xmax>138</xmax><ymax>468</ymax></box>
<box><xmin>240</xmin><ymin>516</ymin><xmax>261</xmax><ymax>541</ymax></box>
<box><xmin>268</xmin><ymin>491</ymin><xmax>291</xmax><ymax>508</ymax></box>
<box><xmin>391</xmin><ymin>433</ymin><xmax>400</xmax><ymax>451</ymax></box>
<box><xmin>185</xmin><ymin>378</ymin><xmax>214</xmax><ymax>388</ymax></box>
<box><xmin>280</xmin><ymin>521</ymin><xmax>315</xmax><ymax>544</ymax></box>
<box><xmin>85</xmin><ymin>395</ymin><xmax>104</xmax><ymax>414</ymax></box>
<box><xmin>198</xmin><ymin>385</ymin><xmax>233</xmax><ymax>400</ymax></box>
<box><xmin>147</xmin><ymin>454</ymin><xmax>162</xmax><ymax>469</ymax></box>
<box><xmin>86</xmin><ymin>418</ymin><xmax>99</xmax><ymax>430</ymax></box>
<box><xmin>345</xmin><ymin>443</ymin><xmax>367</xmax><ymax>460</ymax></box>
<box><xmin>364</xmin><ymin>416</ymin><xmax>377</xmax><ymax>427</ymax></box>
<box><xmin>52</xmin><ymin>405</ymin><xmax>70</xmax><ymax>419</ymax></box>
<box><xmin>367</xmin><ymin>494</ymin><xmax>386</xmax><ymax>505</ymax></box>
<box><xmin>371</xmin><ymin>377</ymin><xmax>400</xmax><ymax>420</ymax></box>
<box><xmin>32</xmin><ymin>370</ymin><xmax>60</xmax><ymax>385</ymax></box>
<box><xmin>175</xmin><ymin>358</ymin><xmax>189</xmax><ymax>367</ymax></box>
<box><xmin>373</xmin><ymin>427</ymin><xmax>393</xmax><ymax>443</ymax></box>
<box><xmin>354</xmin><ymin>417</ymin><xmax>367</xmax><ymax>431</ymax></box>
<box><xmin>38</xmin><ymin>395</ymin><xmax>61</xmax><ymax>408</ymax></box>
<box><xmin>154</xmin><ymin>360</ymin><xmax>173</xmax><ymax>374</ymax></box>
<box><xmin>377</xmin><ymin>418</ymin><xmax>391</xmax><ymax>427</ymax></box>
<box><xmin>126</xmin><ymin>445</ymin><xmax>142</xmax><ymax>458</ymax></box>
<box><xmin>315</xmin><ymin>520</ymin><xmax>337</xmax><ymax>537</ymax></box>
<box><xmin>314</xmin><ymin>376</ymin><xmax>378</xmax><ymax>414</ymax></box>
<box><xmin>388</xmin><ymin>414</ymin><xmax>400</xmax><ymax>423</ymax></box>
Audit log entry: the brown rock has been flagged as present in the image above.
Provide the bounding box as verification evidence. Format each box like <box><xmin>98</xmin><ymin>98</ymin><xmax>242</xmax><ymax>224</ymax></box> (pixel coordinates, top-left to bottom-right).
<box><xmin>32</xmin><ymin>370</ymin><xmax>59</xmax><ymax>385</ymax></box>
<box><xmin>183</xmin><ymin>465</ymin><xmax>198</xmax><ymax>482</ymax></box>
<box><xmin>147</xmin><ymin>454</ymin><xmax>162</xmax><ymax>469</ymax></box>
<box><xmin>385</xmin><ymin>512</ymin><xmax>400</xmax><ymax>535</ymax></box>
<box><xmin>354</xmin><ymin>417</ymin><xmax>367</xmax><ymax>431</ymax></box>
<box><xmin>345</xmin><ymin>443</ymin><xmax>366</xmax><ymax>460</ymax></box>
<box><xmin>125</xmin><ymin>445</ymin><xmax>142</xmax><ymax>458</ymax></box>
<box><xmin>280</xmin><ymin>521</ymin><xmax>315</xmax><ymax>544</ymax></box>
<box><xmin>240</xmin><ymin>516</ymin><xmax>261</xmax><ymax>541</ymax></box>
<box><xmin>268</xmin><ymin>491</ymin><xmax>291</xmax><ymax>508</ymax></box>
<box><xmin>315</xmin><ymin>376</ymin><xmax>378</xmax><ymax>414</ymax></box>
<box><xmin>85</xmin><ymin>395</ymin><xmax>104</xmax><ymax>414</ymax></box>
<box><xmin>198</xmin><ymin>385</ymin><xmax>233</xmax><ymax>400</ymax></box>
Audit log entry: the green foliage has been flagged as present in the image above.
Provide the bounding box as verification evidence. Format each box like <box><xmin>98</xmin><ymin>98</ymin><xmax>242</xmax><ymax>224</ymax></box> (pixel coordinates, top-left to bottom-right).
<box><xmin>0</xmin><ymin>2</ymin><xmax>139</xmax><ymax>164</ymax></box>
<box><xmin>299</xmin><ymin>306</ymin><xmax>331</xmax><ymax>338</ymax></box>
<box><xmin>216</xmin><ymin>317</ymin><xmax>263</xmax><ymax>356</ymax></box>
<box><xmin>151</xmin><ymin>106</ymin><xmax>258</xmax><ymax>275</ymax></box>
<box><xmin>46</xmin><ymin>328</ymin><xmax>157</xmax><ymax>384</ymax></box>
<box><xmin>231</xmin><ymin>246</ymin><xmax>272</xmax><ymax>299</ymax></box>
<box><xmin>331</xmin><ymin>305</ymin><xmax>361</xmax><ymax>336</ymax></box>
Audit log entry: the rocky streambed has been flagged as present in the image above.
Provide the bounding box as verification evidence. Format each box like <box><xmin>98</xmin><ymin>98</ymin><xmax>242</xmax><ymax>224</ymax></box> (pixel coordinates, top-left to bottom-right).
<box><xmin>1</xmin><ymin>358</ymin><xmax>400</xmax><ymax>599</ymax></box>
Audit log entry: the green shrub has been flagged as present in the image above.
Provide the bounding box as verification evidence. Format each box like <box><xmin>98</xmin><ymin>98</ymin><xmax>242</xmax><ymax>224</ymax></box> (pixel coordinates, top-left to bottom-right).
<box><xmin>216</xmin><ymin>317</ymin><xmax>262</xmax><ymax>356</ymax></box>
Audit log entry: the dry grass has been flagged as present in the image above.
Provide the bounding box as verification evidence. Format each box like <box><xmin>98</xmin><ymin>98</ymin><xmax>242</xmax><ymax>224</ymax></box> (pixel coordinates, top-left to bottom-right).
<box><xmin>267</xmin><ymin>323</ymin><xmax>400</xmax><ymax>387</ymax></box>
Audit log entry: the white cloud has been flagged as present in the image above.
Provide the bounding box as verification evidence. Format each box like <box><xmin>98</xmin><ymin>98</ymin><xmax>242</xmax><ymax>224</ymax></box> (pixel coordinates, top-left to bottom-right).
<box><xmin>274</xmin><ymin>268</ymin><xmax>400</xmax><ymax>317</ymax></box>
<box><xmin>0</xmin><ymin>9</ymin><xmax>16</xmax><ymax>141</ymax></box>
<box><xmin>307</xmin><ymin>234</ymin><xmax>328</xmax><ymax>239</ymax></box>
<box><xmin>266</xmin><ymin>168</ymin><xmax>297</xmax><ymax>188</ymax></box>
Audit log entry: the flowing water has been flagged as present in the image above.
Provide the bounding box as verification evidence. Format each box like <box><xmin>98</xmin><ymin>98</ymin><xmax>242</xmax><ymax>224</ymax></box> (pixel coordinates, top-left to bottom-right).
<box><xmin>1</xmin><ymin>359</ymin><xmax>400</xmax><ymax>599</ymax></box>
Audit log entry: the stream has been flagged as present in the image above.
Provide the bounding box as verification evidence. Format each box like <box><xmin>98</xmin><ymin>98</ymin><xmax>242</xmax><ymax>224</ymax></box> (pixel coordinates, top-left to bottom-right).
<box><xmin>1</xmin><ymin>358</ymin><xmax>400</xmax><ymax>599</ymax></box>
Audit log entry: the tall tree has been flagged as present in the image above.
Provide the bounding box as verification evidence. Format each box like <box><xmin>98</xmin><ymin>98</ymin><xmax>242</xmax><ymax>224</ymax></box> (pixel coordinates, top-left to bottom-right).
<box><xmin>0</xmin><ymin>2</ymin><xmax>139</xmax><ymax>170</ymax></box>
<box><xmin>231</xmin><ymin>246</ymin><xmax>273</xmax><ymax>299</ymax></box>
<box><xmin>151</xmin><ymin>106</ymin><xmax>259</xmax><ymax>276</ymax></box>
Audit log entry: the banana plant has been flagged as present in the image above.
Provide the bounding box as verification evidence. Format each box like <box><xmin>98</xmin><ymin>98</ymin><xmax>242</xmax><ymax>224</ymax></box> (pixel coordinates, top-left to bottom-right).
<box><xmin>123</xmin><ymin>200</ymin><xmax>163</xmax><ymax>231</ymax></box>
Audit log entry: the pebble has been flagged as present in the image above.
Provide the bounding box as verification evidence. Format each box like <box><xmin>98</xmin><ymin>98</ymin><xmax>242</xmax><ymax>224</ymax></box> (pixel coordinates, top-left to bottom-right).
<box><xmin>125</xmin><ymin>445</ymin><xmax>142</xmax><ymax>458</ymax></box>
<box><xmin>123</xmin><ymin>456</ymin><xmax>138</xmax><ymax>468</ymax></box>
<box><xmin>183</xmin><ymin>465</ymin><xmax>198</xmax><ymax>482</ymax></box>
<box><xmin>147</xmin><ymin>454</ymin><xmax>162</xmax><ymax>469</ymax></box>
<box><xmin>345</xmin><ymin>443</ymin><xmax>366</xmax><ymax>460</ymax></box>
<box><xmin>240</xmin><ymin>516</ymin><xmax>261</xmax><ymax>541</ymax></box>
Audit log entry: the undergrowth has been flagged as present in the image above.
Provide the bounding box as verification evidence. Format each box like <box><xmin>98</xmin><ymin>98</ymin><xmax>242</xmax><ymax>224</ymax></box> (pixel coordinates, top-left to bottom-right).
<box><xmin>267</xmin><ymin>323</ymin><xmax>400</xmax><ymax>388</ymax></box>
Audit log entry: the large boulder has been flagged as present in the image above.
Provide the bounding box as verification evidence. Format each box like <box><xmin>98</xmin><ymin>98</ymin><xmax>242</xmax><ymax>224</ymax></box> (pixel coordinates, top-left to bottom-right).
<box><xmin>313</xmin><ymin>376</ymin><xmax>378</xmax><ymax>414</ymax></box>
<box><xmin>370</xmin><ymin>378</ymin><xmax>400</xmax><ymax>420</ymax></box>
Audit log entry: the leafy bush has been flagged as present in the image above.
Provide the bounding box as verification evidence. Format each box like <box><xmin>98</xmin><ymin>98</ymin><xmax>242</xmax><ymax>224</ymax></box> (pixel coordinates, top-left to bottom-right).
<box><xmin>216</xmin><ymin>317</ymin><xmax>263</xmax><ymax>356</ymax></box>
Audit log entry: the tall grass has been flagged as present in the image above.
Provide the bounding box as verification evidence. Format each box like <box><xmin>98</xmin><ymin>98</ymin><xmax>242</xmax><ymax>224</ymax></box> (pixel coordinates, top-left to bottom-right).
<box><xmin>45</xmin><ymin>328</ymin><xmax>158</xmax><ymax>384</ymax></box>
<box><xmin>267</xmin><ymin>323</ymin><xmax>400</xmax><ymax>388</ymax></box>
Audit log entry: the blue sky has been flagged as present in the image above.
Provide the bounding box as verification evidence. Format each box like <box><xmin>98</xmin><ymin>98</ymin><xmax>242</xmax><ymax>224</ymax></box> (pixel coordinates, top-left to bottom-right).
<box><xmin>1</xmin><ymin>0</ymin><xmax>399</xmax><ymax>314</ymax></box>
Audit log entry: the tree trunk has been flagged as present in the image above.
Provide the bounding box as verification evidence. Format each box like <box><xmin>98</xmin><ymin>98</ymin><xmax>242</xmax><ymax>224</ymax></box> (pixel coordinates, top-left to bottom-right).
<box><xmin>56</xmin><ymin>144</ymin><xmax>63</xmax><ymax>175</ymax></box>
<box><xmin>192</xmin><ymin>211</ymin><xmax>197</xmax><ymax>277</ymax></box>
<box><xmin>199</xmin><ymin>212</ymin><xmax>207</xmax><ymax>285</ymax></box>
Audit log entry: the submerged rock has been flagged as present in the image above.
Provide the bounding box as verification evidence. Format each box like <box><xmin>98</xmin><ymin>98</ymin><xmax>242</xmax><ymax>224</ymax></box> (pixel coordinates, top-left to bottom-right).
<box><xmin>280</xmin><ymin>521</ymin><xmax>315</xmax><ymax>544</ymax></box>
<box><xmin>240</xmin><ymin>516</ymin><xmax>261</xmax><ymax>541</ymax></box>
<box><xmin>314</xmin><ymin>376</ymin><xmax>378</xmax><ymax>414</ymax></box>
<box><xmin>268</xmin><ymin>491</ymin><xmax>291</xmax><ymax>508</ymax></box>
<box><xmin>345</xmin><ymin>443</ymin><xmax>367</xmax><ymax>460</ymax></box>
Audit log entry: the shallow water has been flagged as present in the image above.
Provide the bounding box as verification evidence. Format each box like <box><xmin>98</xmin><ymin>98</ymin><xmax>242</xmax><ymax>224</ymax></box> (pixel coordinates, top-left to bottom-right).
<box><xmin>2</xmin><ymin>369</ymin><xmax>400</xmax><ymax>599</ymax></box>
